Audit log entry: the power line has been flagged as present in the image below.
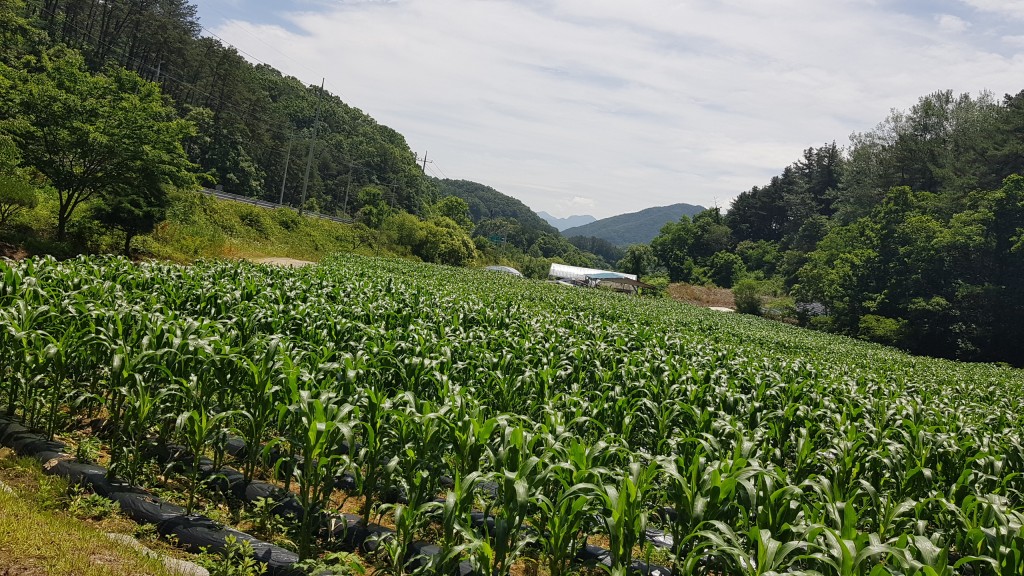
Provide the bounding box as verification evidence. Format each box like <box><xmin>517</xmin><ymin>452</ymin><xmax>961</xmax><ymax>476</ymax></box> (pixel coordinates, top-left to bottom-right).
<box><xmin>195</xmin><ymin>4</ymin><xmax>353</xmax><ymax>102</ymax></box>
<box><xmin>299</xmin><ymin>78</ymin><xmax>325</xmax><ymax>216</ymax></box>
<box><xmin>425</xmin><ymin>165</ymin><xmax>443</xmax><ymax>179</ymax></box>
<box><xmin>431</xmin><ymin>160</ymin><xmax>452</xmax><ymax>180</ymax></box>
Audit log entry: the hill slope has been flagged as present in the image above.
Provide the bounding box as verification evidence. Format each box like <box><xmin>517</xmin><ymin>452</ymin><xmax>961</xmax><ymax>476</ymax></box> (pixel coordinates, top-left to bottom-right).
<box><xmin>562</xmin><ymin>203</ymin><xmax>705</xmax><ymax>246</ymax></box>
<box><xmin>434</xmin><ymin>179</ymin><xmax>558</xmax><ymax>235</ymax></box>
<box><xmin>537</xmin><ymin>212</ymin><xmax>597</xmax><ymax>231</ymax></box>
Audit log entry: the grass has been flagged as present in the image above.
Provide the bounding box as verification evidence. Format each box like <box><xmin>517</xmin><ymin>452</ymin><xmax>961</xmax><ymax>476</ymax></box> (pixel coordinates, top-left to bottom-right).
<box><xmin>0</xmin><ymin>479</ymin><xmax>178</xmax><ymax>575</ymax></box>
<box><xmin>0</xmin><ymin>188</ymin><xmax>407</xmax><ymax>264</ymax></box>
<box><xmin>0</xmin><ymin>449</ymin><xmax>199</xmax><ymax>576</ymax></box>
<box><xmin>138</xmin><ymin>190</ymin><xmax>384</xmax><ymax>263</ymax></box>
<box><xmin>666</xmin><ymin>282</ymin><xmax>736</xmax><ymax>308</ymax></box>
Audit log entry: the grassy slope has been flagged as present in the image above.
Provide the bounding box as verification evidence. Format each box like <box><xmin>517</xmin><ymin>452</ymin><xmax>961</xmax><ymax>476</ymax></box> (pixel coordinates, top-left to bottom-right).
<box><xmin>139</xmin><ymin>190</ymin><xmax>398</xmax><ymax>263</ymax></box>
<box><xmin>0</xmin><ymin>189</ymin><xmax>409</xmax><ymax>264</ymax></box>
<box><xmin>0</xmin><ymin>454</ymin><xmax>178</xmax><ymax>576</ymax></box>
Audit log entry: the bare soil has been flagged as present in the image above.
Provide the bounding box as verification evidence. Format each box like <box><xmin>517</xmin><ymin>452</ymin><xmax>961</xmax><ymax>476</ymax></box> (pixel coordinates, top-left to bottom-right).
<box><xmin>0</xmin><ymin>242</ymin><xmax>29</xmax><ymax>261</ymax></box>
<box><xmin>248</xmin><ymin>257</ymin><xmax>316</xmax><ymax>267</ymax></box>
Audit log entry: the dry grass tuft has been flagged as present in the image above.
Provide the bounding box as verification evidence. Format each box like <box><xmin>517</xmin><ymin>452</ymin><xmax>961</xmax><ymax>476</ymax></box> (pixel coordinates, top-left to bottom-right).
<box><xmin>666</xmin><ymin>283</ymin><xmax>735</xmax><ymax>309</ymax></box>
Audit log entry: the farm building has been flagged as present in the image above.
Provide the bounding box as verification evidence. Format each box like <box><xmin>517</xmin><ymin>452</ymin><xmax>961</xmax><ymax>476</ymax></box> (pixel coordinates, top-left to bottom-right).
<box><xmin>548</xmin><ymin>264</ymin><xmax>653</xmax><ymax>294</ymax></box>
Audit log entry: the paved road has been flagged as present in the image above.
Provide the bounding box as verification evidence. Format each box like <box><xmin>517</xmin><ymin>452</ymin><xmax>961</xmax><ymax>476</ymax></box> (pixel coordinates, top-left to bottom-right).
<box><xmin>199</xmin><ymin>188</ymin><xmax>354</xmax><ymax>225</ymax></box>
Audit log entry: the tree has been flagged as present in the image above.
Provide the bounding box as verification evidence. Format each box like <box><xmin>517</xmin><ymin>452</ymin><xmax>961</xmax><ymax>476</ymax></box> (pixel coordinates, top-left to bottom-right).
<box><xmin>417</xmin><ymin>217</ymin><xmax>477</xmax><ymax>266</ymax></box>
<box><xmin>0</xmin><ymin>0</ymin><xmax>42</xmax><ymax>64</ymax></box>
<box><xmin>706</xmin><ymin>251</ymin><xmax>745</xmax><ymax>288</ymax></box>
<box><xmin>568</xmin><ymin>235</ymin><xmax>624</xmax><ymax>266</ymax></box>
<box><xmin>0</xmin><ymin>48</ymin><xmax>195</xmax><ymax>240</ymax></box>
<box><xmin>617</xmin><ymin>244</ymin><xmax>656</xmax><ymax>277</ymax></box>
<box><xmin>0</xmin><ymin>169</ymin><xmax>36</xmax><ymax>229</ymax></box>
<box><xmin>430</xmin><ymin>196</ymin><xmax>473</xmax><ymax>231</ymax></box>
<box><xmin>92</xmin><ymin>184</ymin><xmax>170</xmax><ymax>256</ymax></box>
<box><xmin>355</xmin><ymin>185</ymin><xmax>395</xmax><ymax>229</ymax></box>
<box><xmin>689</xmin><ymin>208</ymin><xmax>732</xmax><ymax>260</ymax></box>
<box><xmin>0</xmin><ymin>134</ymin><xmax>35</xmax><ymax>228</ymax></box>
<box><xmin>651</xmin><ymin>216</ymin><xmax>696</xmax><ymax>282</ymax></box>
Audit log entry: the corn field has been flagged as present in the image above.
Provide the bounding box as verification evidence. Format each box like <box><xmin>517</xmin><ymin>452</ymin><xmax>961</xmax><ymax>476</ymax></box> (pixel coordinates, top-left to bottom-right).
<box><xmin>1</xmin><ymin>254</ymin><xmax>1022</xmax><ymax>575</ymax></box>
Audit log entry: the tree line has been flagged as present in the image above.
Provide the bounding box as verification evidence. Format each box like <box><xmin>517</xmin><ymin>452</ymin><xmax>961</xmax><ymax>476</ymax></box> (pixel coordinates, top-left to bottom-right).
<box><xmin>646</xmin><ymin>90</ymin><xmax>1024</xmax><ymax>365</ymax></box>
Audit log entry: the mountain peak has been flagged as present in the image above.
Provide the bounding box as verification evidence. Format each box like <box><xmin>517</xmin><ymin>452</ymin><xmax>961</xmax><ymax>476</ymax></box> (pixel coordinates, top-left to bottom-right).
<box><xmin>537</xmin><ymin>212</ymin><xmax>597</xmax><ymax>231</ymax></box>
<box><xmin>561</xmin><ymin>203</ymin><xmax>705</xmax><ymax>246</ymax></box>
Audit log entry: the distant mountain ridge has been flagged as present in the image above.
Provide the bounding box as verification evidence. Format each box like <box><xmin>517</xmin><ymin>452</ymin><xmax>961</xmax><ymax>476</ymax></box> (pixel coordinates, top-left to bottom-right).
<box><xmin>562</xmin><ymin>203</ymin><xmax>706</xmax><ymax>246</ymax></box>
<box><xmin>537</xmin><ymin>211</ymin><xmax>597</xmax><ymax>231</ymax></box>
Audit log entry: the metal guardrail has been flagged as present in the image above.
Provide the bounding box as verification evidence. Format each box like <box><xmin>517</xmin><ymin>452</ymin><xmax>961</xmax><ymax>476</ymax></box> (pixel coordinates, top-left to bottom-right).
<box><xmin>199</xmin><ymin>188</ymin><xmax>354</xmax><ymax>224</ymax></box>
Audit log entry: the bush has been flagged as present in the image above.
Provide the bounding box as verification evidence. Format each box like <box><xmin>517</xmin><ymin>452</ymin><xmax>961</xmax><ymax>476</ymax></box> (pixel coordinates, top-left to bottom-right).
<box><xmin>236</xmin><ymin>206</ymin><xmax>273</xmax><ymax>238</ymax></box>
<box><xmin>858</xmin><ymin>314</ymin><xmax>907</xmax><ymax>347</ymax></box>
<box><xmin>707</xmin><ymin>251</ymin><xmax>745</xmax><ymax>288</ymax></box>
<box><xmin>732</xmin><ymin>279</ymin><xmax>764</xmax><ymax>315</ymax></box>
<box><xmin>273</xmin><ymin>208</ymin><xmax>302</xmax><ymax>231</ymax></box>
<box><xmin>69</xmin><ymin>491</ymin><xmax>119</xmax><ymax>520</ymax></box>
<box><xmin>197</xmin><ymin>535</ymin><xmax>266</xmax><ymax>576</ymax></box>
<box><xmin>639</xmin><ymin>273</ymin><xmax>669</xmax><ymax>297</ymax></box>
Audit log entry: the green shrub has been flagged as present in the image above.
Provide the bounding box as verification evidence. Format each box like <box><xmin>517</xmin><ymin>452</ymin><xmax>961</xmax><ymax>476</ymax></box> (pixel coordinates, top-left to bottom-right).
<box><xmin>732</xmin><ymin>278</ymin><xmax>764</xmax><ymax>315</ymax></box>
<box><xmin>707</xmin><ymin>251</ymin><xmax>745</xmax><ymax>288</ymax></box>
<box><xmin>273</xmin><ymin>208</ymin><xmax>302</xmax><ymax>231</ymax></box>
<box><xmin>236</xmin><ymin>206</ymin><xmax>274</xmax><ymax>238</ymax></box>
<box><xmin>197</xmin><ymin>535</ymin><xmax>267</xmax><ymax>576</ymax></box>
<box><xmin>69</xmin><ymin>491</ymin><xmax>119</xmax><ymax>520</ymax></box>
<box><xmin>858</xmin><ymin>314</ymin><xmax>907</xmax><ymax>346</ymax></box>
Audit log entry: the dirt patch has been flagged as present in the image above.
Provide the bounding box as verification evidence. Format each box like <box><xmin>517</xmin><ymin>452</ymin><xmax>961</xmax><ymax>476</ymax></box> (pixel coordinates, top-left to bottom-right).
<box><xmin>0</xmin><ymin>242</ymin><xmax>29</xmax><ymax>261</ymax></box>
<box><xmin>666</xmin><ymin>283</ymin><xmax>735</xmax><ymax>309</ymax></box>
<box><xmin>248</xmin><ymin>257</ymin><xmax>315</xmax><ymax>268</ymax></box>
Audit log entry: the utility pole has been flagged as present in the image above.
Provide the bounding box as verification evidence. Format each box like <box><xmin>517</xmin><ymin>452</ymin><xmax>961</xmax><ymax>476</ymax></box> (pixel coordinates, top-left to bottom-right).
<box><xmin>279</xmin><ymin>136</ymin><xmax>293</xmax><ymax>205</ymax></box>
<box><xmin>342</xmin><ymin>172</ymin><xmax>352</xmax><ymax>215</ymax></box>
<box><xmin>385</xmin><ymin>178</ymin><xmax>398</xmax><ymax>209</ymax></box>
<box><xmin>299</xmin><ymin>79</ymin><xmax>325</xmax><ymax>216</ymax></box>
<box><xmin>420</xmin><ymin>150</ymin><xmax>432</xmax><ymax>174</ymax></box>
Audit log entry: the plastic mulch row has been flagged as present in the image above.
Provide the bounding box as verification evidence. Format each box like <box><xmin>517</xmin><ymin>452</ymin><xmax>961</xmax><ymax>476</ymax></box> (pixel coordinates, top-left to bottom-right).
<box><xmin>0</xmin><ymin>416</ymin><xmax>301</xmax><ymax>576</ymax></box>
<box><xmin>0</xmin><ymin>416</ymin><xmax>672</xmax><ymax>576</ymax></box>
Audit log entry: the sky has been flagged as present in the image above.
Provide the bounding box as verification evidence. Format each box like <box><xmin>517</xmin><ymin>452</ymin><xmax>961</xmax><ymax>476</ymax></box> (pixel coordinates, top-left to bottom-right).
<box><xmin>194</xmin><ymin>0</ymin><xmax>1024</xmax><ymax>219</ymax></box>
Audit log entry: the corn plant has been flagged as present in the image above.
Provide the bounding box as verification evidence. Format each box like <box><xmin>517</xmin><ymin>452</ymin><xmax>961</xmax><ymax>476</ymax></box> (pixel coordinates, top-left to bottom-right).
<box><xmin>280</xmin><ymin>389</ymin><xmax>355</xmax><ymax>560</ymax></box>
<box><xmin>351</xmin><ymin>386</ymin><xmax>397</xmax><ymax>524</ymax></box>
<box><xmin>592</xmin><ymin>460</ymin><xmax>659</xmax><ymax>576</ymax></box>
<box><xmin>0</xmin><ymin>253</ymin><xmax>1023</xmax><ymax>573</ymax></box>
<box><xmin>176</xmin><ymin>403</ymin><xmax>233</xmax><ymax>513</ymax></box>
<box><xmin>436</xmin><ymin>472</ymin><xmax>480</xmax><ymax>576</ymax></box>
<box><xmin>689</xmin><ymin>522</ymin><xmax>810</xmax><ymax>576</ymax></box>
<box><xmin>467</xmin><ymin>425</ymin><xmax>542</xmax><ymax>576</ymax></box>
<box><xmin>235</xmin><ymin>339</ymin><xmax>286</xmax><ymax>483</ymax></box>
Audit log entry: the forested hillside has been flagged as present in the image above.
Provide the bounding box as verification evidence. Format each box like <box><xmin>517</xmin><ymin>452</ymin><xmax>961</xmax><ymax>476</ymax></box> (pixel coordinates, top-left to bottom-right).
<box><xmin>563</xmin><ymin>203</ymin><xmax>705</xmax><ymax>246</ymax></box>
<box><xmin>649</xmin><ymin>91</ymin><xmax>1024</xmax><ymax>365</ymax></box>
<box><xmin>434</xmin><ymin>178</ymin><xmax>557</xmax><ymax>242</ymax></box>
<box><xmin>12</xmin><ymin>0</ymin><xmax>434</xmax><ymax>217</ymax></box>
<box><xmin>0</xmin><ymin>0</ymin><xmax>612</xmax><ymax>273</ymax></box>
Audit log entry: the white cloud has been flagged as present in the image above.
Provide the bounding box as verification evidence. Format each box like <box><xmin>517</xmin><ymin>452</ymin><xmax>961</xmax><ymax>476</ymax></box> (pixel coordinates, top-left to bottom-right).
<box><xmin>937</xmin><ymin>14</ymin><xmax>970</xmax><ymax>33</ymax></box>
<box><xmin>209</xmin><ymin>0</ymin><xmax>1024</xmax><ymax>218</ymax></box>
<box><xmin>957</xmin><ymin>0</ymin><xmax>1024</xmax><ymax>21</ymax></box>
<box><xmin>1002</xmin><ymin>35</ymin><xmax>1024</xmax><ymax>47</ymax></box>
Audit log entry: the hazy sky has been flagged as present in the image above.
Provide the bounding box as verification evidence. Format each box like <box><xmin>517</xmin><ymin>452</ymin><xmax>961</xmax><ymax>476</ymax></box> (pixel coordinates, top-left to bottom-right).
<box><xmin>196</xmin><ymin>0</ymin><xmax>1024</xmax><ymax>218</ymax></box>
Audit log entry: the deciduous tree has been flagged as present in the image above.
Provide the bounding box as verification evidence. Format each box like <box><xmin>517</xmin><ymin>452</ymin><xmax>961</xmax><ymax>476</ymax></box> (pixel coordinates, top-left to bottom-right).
<box><xmin>0</xmin><ymin>48</ymin><xmax>195</xmax><ymax>240</ymax></box>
